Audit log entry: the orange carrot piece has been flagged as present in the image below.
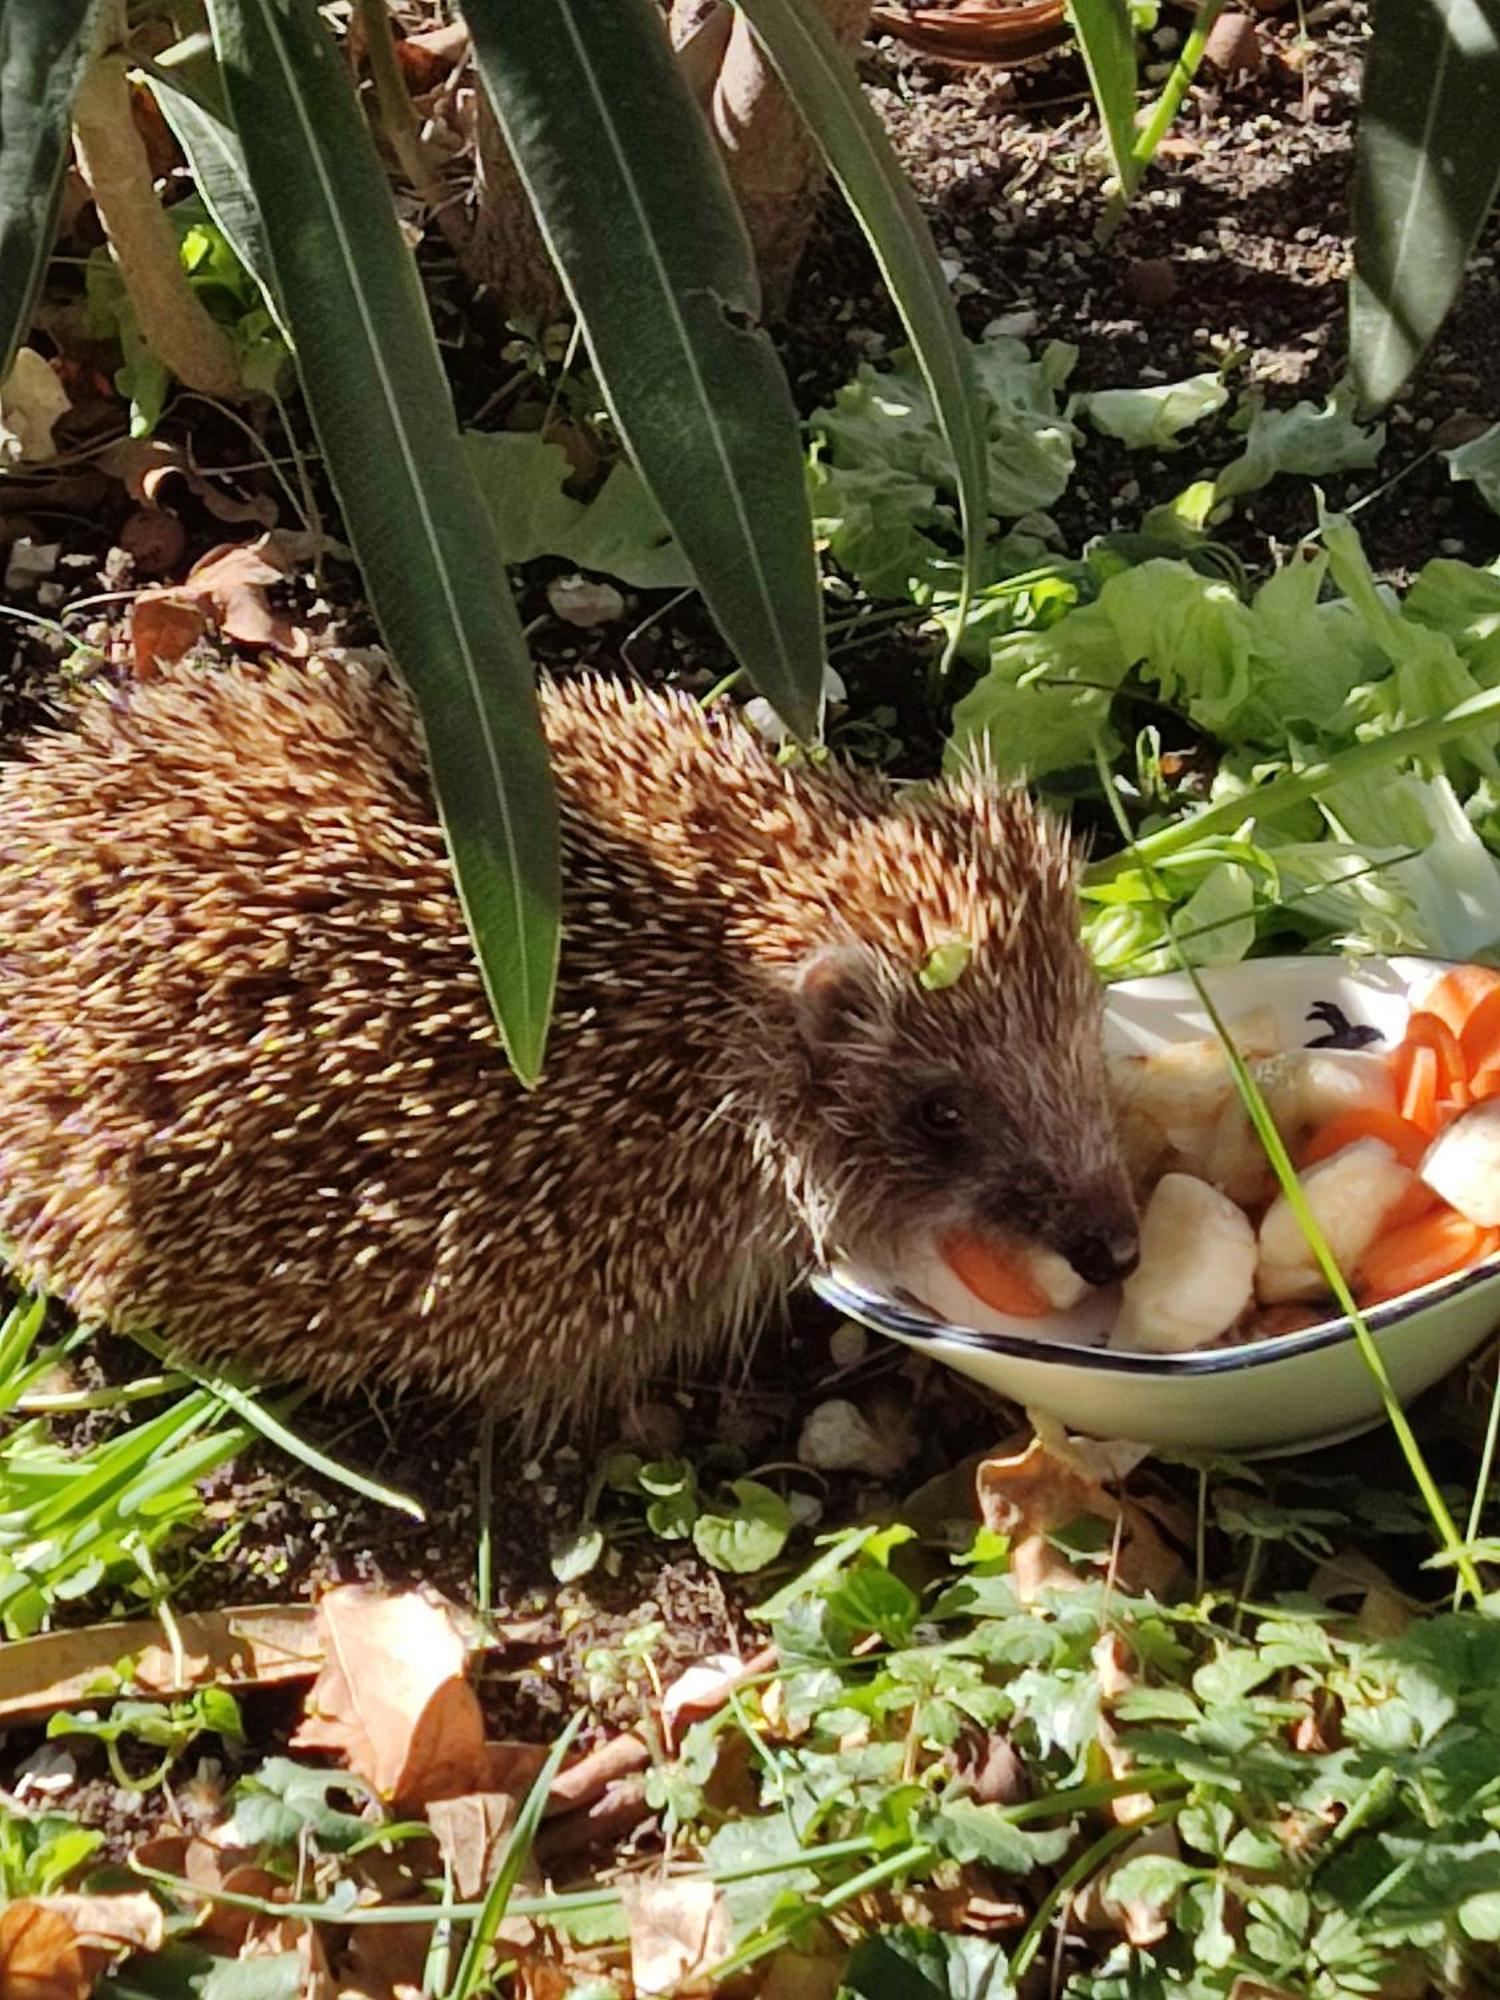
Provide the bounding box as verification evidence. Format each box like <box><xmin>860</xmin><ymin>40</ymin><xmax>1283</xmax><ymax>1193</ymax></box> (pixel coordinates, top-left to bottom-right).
<box><xmin>942</xmin><ymin>1233</ymin><xmax>1051</xmax><ymax>1318</ymax></box>
<box><xmin>1420</xmin><ymin>965</ymin><xmax>1500</xmax><ymax>1037</ymax></box>
<box><xmin>1400</xmin><ymin>1044</ymin><xmax>1441</xmax><ymax>1135</ymax></box>
<box><xmin>1358</xmin><ymin>1209</ymin><xmax>1492</xmax><ymax>1304</ymax></box>
<box><xmin>1300</xmin><ymin>1107</ymin><xmax>1431</xmax><ymax>1172</ymax></box>
<box><xmin>1400</xmin><ymin>1011</ymin><xmax>1468</xmax><ymax>1096</ymax></box>
<box><xmin>1388</xmin><ymin>1179</ymin><xmax>1441</xmax><ymax>1230</ymax></box>
<box><xmin>1459</xmin><ymin>984</ymin><xmax>1500</xmax><ymax>1075</ymax></box>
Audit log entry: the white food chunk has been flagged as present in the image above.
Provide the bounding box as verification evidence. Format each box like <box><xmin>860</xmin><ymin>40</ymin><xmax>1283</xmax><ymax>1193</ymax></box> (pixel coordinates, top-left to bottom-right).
<box><xmin>1109</xmin><ymin>1007</ymin><xmax>1281</xmax><ymax>1173</ymax></box>
<box><xmin>896</xmin><ymin>1238</ymin><xmax>1087</xmax><ymax>1331</ymax></box>
<box><xmin>1256</xmin><ymin>1139</ymin><xmax>1414</xmax><ymax>1303</ymax></box>
<box><xmin>1111</xmin><ymin>1173</ymin><xmax>1257</xmax><ymax>1353</ymax></box>
<box><xmin>1206</xmin><ymin>1049</ymin><xmax>1397</xmax><ymax>1207</ymax></box>
<box><xmin>1420</xmin><ymin>1100</ymin><xmax>1500</xmax><ymax>1226</ymax></box>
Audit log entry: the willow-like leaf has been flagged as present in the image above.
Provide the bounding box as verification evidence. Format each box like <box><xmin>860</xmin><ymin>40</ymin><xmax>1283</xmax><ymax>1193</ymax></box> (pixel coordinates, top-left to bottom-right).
<box><xmin>1350</xmin><ymin>0</ymin><xmax>1500</xmax><ymax>409</ymax></box>
<box><xmin>0</xmin><ymin>0</ymin><xmax>105</xmax><ymax>380</ymax></box>
<box><xmin>204</xmin><ymin>0</ymin><xmax>560</xmax><ymax>1082</ymax></box>
<box><xmin>730</xmin><ymin>0</ymin><xmax>988</xmax><ymax>663</ymax></box>
<box><xmin>463</xmin><ymin>0</ymin><xmax>824</xmax><ymax>739</ymax></box>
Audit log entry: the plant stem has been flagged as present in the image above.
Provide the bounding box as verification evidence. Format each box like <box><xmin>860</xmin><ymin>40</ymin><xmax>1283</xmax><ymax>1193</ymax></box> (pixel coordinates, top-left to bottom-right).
<box><xmin>1011</xmin><ymin>1801</ymin><xmax>1183</xmax><ymax>1979</ymax></box>
<box><xmin>1098</xmin><ymin>0</ymin><xmax>1228</xmax><ymax>242</ymax></box>
<box><xmin>1459</xmin><ymin>1345</ymin><xmax>1500</xmax><ymax>1609</ymax></box>
<box><xmin>353</xmin><ymin>0</ymin><xmax>469</xmax><ymax>261</ymax></box>
<box><xmin>1084</xmin><ymin>682</ymin><xmax>1500</xmax><ymax>887</ymax></box>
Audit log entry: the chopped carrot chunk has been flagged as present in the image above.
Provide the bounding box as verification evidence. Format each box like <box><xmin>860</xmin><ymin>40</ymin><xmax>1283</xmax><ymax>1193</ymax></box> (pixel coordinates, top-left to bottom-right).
<box><xmin>942</xmin><ymin>1233</ymin><xmax>1051</xmax><ymax>1317</ymax></box>
<box><xmin>1300</xmin><ymin>1107</ymin><xmax>1431</xmax><ymax>1172</ymax></box>
<box><xmin>1420</xmin><ymin>965</ymin><xmax>1500</xmax><ymax>1037</ymax></box>
<box><xmin>1358</xmin><ymin>1210</ymin><xmax>1496</xmax><ymax>1305</ymax></box>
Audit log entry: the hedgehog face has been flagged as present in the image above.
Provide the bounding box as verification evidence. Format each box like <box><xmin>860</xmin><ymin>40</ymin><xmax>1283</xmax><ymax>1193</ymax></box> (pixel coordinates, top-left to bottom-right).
<box><xmin>786</xmin><ymin>936</ymin><xmax>1139</xmax><ymax>1288</ymax></box>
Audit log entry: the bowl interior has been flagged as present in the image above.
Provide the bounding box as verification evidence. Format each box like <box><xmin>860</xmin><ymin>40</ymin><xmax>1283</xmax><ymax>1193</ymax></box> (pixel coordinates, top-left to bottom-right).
<box><xmin>821</xmin><ymin>953</ymin><xmax>1500</xmax><ymax>1371</ymax></box>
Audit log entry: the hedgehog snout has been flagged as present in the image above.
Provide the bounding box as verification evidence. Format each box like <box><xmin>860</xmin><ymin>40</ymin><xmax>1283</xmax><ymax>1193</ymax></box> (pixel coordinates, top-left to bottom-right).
<box><xmin>1058</xmin><ymin>1224</ymin><xmax>1140</xmax><ymax>1288</ymax></box>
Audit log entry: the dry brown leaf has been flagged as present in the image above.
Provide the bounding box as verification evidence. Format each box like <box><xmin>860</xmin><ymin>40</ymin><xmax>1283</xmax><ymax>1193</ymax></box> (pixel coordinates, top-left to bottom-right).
<box><xmin>97</xmin><ymin>438</ymin><xmax>278</xmax><ymax>526</ymax></box>
<box><xmin>335</xmin><ymin>1917</ymin><xmax>431</xmax><ymax>2000</ymax></box>
<box><xmin>620</xmin><ymin>1879</ymin><xmax>730</xmax><ymax>1998</ymax></box>
<box><xmin>0</xmin><ymin>351</ymin><xmax>72</xmax><ymax>466</ymax></box>
<box><xmin>0</xmin><ymin>1605</ymin><xmax>320</xmax><ymax>1725</ymax></box>
<box><xmin>660</xmin><ymin>1652</ymin><xmax>752</xmax><ymax>1752</ymax></box>
<box><xmin>1308</xmin><ymin>1550</ymin><xmax>1412</xmax><ymax>1641</ymax></box>
<box><xmin>1073</xmin><ymin>1822</ymin><xmax>1182</xmax><ymax>1946</ymax></box>
<box><xmin>948</xmin><ymin>1726</ymin><xmax>1029</xmax><ymax>1807</ymax></box>
<box><xmin>291</xmin><ymin>1586</ymin><xmax>488</xmax><ymax>1810</ymax></box>
<box><xmin>130</xmin><ymin>541</ymin><xmax>307</xmax><ymax>674</ymax></box>
<box><xmin>0</xmin><ymin>1894</ymin><xmax>164</xmax><ymax>2000</ymax></box>
<box><xmin>542</xmin><ymin>1732</ymin><xmax>648</xmax><ymax>1817</ymax></box>
<box><xmin>426</xmin><ymin>1792</ymin><xmax>516</xmax><ymax>1900</ymax></box>
<box><xmin>976</xmin><ymin>1430</ymin><xmax>1182</xmax><ymax>1602</ymax></box>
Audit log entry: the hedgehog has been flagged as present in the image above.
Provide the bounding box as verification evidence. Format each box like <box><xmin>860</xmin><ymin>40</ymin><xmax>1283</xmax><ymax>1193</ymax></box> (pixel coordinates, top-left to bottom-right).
<box><xmin>0</xmin><ymin>657</ymin><xmax>1139</xmax><ymax>1422</ymax></box>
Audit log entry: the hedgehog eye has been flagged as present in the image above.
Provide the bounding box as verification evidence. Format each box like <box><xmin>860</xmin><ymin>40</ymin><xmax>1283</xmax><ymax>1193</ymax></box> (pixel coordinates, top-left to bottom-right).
<box><xmin>913</xmin><ymin>1087</ymin><xmax>968</xmax><ymax>1141</ymax></box>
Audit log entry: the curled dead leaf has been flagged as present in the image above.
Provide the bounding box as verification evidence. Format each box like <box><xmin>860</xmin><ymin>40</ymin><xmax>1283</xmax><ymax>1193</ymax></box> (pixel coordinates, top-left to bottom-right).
<box><xmin>0</xmin><ymin>351</ymin><xmax>72</xmax><ymax>466</ymax></box>
<box><xmin>426</xmin><ymin>1792</ymin><xmax>516</xmax><ymax>1901</ymax></box>
<box><xmin>0</xmin><ymin>1893</ymin><xmax>164</xmax><ymax>2000</ymax></box>
<box><xmin>620</xmin><ymin>1878</ymin><xmax>730</xmax><ymax>1998</ymax></box>
<box><xmin>1073</xmin><ymin>1821</ymin><xmax>1183</xmax><ymax>1947</ymax></box>
<box><xmin>292</xmin><ymin>1586</ymin><xmax>488</xmax><ymax>1811</ymax></box>
<box><xmin>976</xmin><ymin>1429</ymin><xmax>1182</xmax><ymax>1602</ymax></box>
<box><xmin>130</xmin><ymin>540</ymin><xmax>308</xmax><ymax>674</ymax></box>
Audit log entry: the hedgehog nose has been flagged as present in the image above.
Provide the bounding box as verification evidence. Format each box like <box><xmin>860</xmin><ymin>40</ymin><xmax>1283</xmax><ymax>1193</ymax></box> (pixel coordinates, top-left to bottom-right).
<box><xmin>1063</xmin><ymin>1229</ymin><xmax>1140</xmax><ymax>1288</ymax></box>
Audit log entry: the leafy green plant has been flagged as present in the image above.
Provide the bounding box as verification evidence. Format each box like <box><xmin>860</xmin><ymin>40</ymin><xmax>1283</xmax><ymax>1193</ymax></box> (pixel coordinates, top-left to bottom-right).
<box><xmin>0</xmin><ymin>1806</ymin><xmax>104</xmax><ymax>1896</ymax></box>
<box><xmin>48</xmin><ymin>1687</ymin><xmax>245</xmax><ymax>1792</ymax></box>
<box><xmin>551</xmin><ymin>1447</ymin><xmax>793</xmax><ymax>1581</ymax></box>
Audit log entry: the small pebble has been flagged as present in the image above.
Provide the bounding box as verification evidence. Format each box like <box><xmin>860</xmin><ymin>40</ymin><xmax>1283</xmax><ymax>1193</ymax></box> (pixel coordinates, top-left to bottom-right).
<box><xmin>1204</xmin><ymin>10</ymin><xmax>1266</xmax><ymax>74</ymax></box>
<box><xmin>1125</xmin><ymin>258</ymin><xmax>1178</xmax><ymax>308</ymax></box>
<box><xmin>547</xmin><ymin>573</ymin><xmax>625</xmax><ymax>628</ymax></box>
<box><xmin>829</xmin><ymin>1320</ymin><xmax>868</xmax><ymax>1368</ymax></box>
<box><xmin>797</xmin><ymin>1397</ymin><xmax>914</xmax><ymax>1478</ymax></box>
<box><xmin>3</xmin><ymin>537</ymin><xmax>60</xmax><ymax>595</ymax></box>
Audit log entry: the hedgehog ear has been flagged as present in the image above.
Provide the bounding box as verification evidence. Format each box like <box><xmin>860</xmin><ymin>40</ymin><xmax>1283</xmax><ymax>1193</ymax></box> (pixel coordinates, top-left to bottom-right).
<box><xmin>790</xmin><ymin>942</ymin><xmax>879</xmax><ymax>1052</ymax></box>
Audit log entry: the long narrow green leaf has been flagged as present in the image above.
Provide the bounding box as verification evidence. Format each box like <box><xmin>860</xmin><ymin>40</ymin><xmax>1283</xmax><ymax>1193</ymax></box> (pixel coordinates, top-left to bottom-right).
<box><xmin>204</xmin><ymin>0</ymin><xmax>560</xmax><ymax>1082</ymax></box>
<box><xmin>1350</xmin><ymin>0</ymin><xmax>1500</xmax><ymax>410</ymax></box>
<box><xmin>0</xmin><ymin>0</ymin><xmax>105</xmax><ymax>381</ymax></box>
<box><xmin>462</xmin><ymin>0</ymin><xmax>823</xmax><ymax>740</ymax></box>
<box><xmin>728</xmin><ymin>0</ymin><xmax>987</xmax><ymax>667</ymax></box>
<box><xmin>1065</xmin><ymin>0</ymin><xmax>1139</xmax><ymax>195</ymax></box>
<box><xmin>143</xmin><ymin>51</ymin><xmax>285</xmax><ymax>335</ymax></box>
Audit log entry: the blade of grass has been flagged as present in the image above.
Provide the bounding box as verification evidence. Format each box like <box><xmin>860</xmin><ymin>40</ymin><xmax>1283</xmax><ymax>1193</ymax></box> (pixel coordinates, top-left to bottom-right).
<box><xmin>462</xmin><ymin>0</ymin><xmax>823</xmax><ymax>740</ymax></box>
<box><xmin>0</xmin><ymin>0</ymin><xmax>105</xmax><ymax>381</ymax></box>
<box><xmin>1098</xmin><ymin>0</ymin><xmax>1228</xmax><ymax>240</ymax></box>
<box><xmin>728</xmin><ymin>0</ymin><xmax>989</xmax><ymax>671</ymax></box>
<box><xmin>128</xmin><ymin>1330</ymin><xmax>426</xmax><ymax>1521</ymax></box>
<box><xmin>448</xmin><ymin>1712</ymin><xmax>584</xmax><ymax>2000</ymax></box>
<box><xmin>1065</xmin><ymin>0</ymin><xmax>1139</xmax><ymax>194</ymax></box>
<box><xmin>1092</xmin><ymin>742</ymin><xmax>1482</xmax><ymax>1602</ymax></box>
<box><xmin>205</xmin><ymin>0</ymin><xmax>560</xmax><ymax>1082</ymax></box>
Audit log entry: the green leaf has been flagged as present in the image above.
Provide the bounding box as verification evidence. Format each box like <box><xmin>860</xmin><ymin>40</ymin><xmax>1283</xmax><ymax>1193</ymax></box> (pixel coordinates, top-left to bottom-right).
<box><xmin>1214</xmin><ymin>382</ymin><xmax>1385</xmax><ymax>500</ymax></box>
<box><xmin>550</xmin><ymin>1524</ymin><xmax>604</xmax><ymax>1582</ymax></box>
<box><xmin>143</xmin><ymin>57</ymin><xmax>284</xmax><ymax>336</ymax></box>
<box><xmin>204</xmin><ymin>0</ymin><xmax>560</xmax><ymax>1083</ymax></box>
<box><xmin>463</xmin><ymin>0</ymin><xmax>823</xmax><ymax>739</ymax></box>
<box><xmin>1064</xmin><ymin>0</ymin><xmax>1141</xmax><ymax>195</ymax></box>
<box><xmin>692</xmin><ymin>1478</ymin><xmax>792</xmax><ymax>1574</ymax></box>
<box><xmin>1350</xmin><ymin>0</ymin><xmax>1500</xmax><ymax>410</ymax></box>
<box><xmin>727</xmin><ymin>0</ymin><xmax>991</xmax><ymax>662</ymax></box>
<box><xmin>1443</xmin><ymin>420</ymin><xmax>1500</xmax><ymax>515</ymax></box>
<box><xmin>923</xmin><ymin>1798</ymin><xmax>1072</xmax><ymax>1874</ymax></box>
<box><xmin>1080</xmin><ymin>373</ymin><xmax>1229</xmax><ymax>448</ymax></box>
<box><xmin>198</xmin><ymin>1956</ymin><xmax>303</xmax><ymax>2000</ymax></box>
<box><xmin>0</xmin><ymin>0</ymin><xmax>104</xmax><ymax>382</ymax></box>
<box><xmin>841</xmin><ymin>1927</ymin><xmax>1016</xmax><ymax>2000</ymax></box>
<box><xmin>464</xmin><ymin>430</ymin><xmax>692</xmax><ymax>588</ymax></box>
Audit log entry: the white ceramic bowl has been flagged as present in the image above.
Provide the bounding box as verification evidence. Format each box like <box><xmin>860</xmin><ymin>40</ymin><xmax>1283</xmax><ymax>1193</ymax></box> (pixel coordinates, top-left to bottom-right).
<box><xmin>813</xmin><ymin>955</ymin><xmax>1500</xmax><ymax>1457</ymax></box>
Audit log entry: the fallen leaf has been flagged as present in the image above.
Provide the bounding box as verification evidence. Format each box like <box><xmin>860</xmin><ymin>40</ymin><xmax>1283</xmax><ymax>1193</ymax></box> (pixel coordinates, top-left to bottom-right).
<box><xmin>620</xmin><ymin>1879</ymin><xmax>730</xmax><ymax>1998</ymax></box>
<box><xmin>241</xmin><ymin>1920</ymin><xmax>335</xmax><ymax>2000</ymax></box>
<box><xmin>0</xmin><ymin>1894</ymin><xmax>164</xmax><ymax>2000</ymax></box>
<box><xmin>0</xmin><ymin>1605</ymin><xmax>320</xmax><ymax>1725</ymax></box>
<box><xmin>546</xmin><ymin>573</ymin><xmax>625</xmax><ymax>628</ymax></box>
<box><xmin>1073</xmin><ymin>1822</ymin><xmax>1183</xmax><ymax>1946</ymax></box>
<box><xmin>948</xmin><ymin>1726</ymin><xmax>1029</xmax><ymax>1807</ymax></box>
<box><xmin>334</xmin><ymin>1917</ymin><xmax>431</xmax><ymax>2000</ymax></box>
<box><xmin>660</xmin><ymin>1653</ymin><xmax>748</xmax><ymax>1752</ymax></box>
<box><xmin>542</xmin><ymin>1732</ymin><xmax>649</xmax><ymax>1818</ymax></box>
<box><xmin>0</xmin><ymin>350</ymin><xmax>72</xmax><ymax>466</ymax></box>
<box><xmin>426</xmin><ymin>1792</ymin><xmax>516</xmax><ymax>1900</ymax></box>
<box><xmin>97</xmin><ymin>438</ymin><xmax>279</xmax><ymax>527</ymax></box>
<box><xmin>131</xmin><ymin>540</ymin><xmax>309</xmax><ymax>672</ymax></box>
<box><xmin>754</xmin><ymin>1949</ymin><xmax>844</xmax><ymax>2000</ymax></box>
<box><xmin>536</xmin><ymin>1775</ymin><xmax>651</xmax><ymax>1863</ymax></box>
<box><xmin>976</xmin><ymin>1428</ymin><xmax>1182</xmax><ymax>1602</ymax></box>
<box><xmin>291</xmin><ymin>1587</ymin><xmax>488</xmax><ymax>1810</ymax></box>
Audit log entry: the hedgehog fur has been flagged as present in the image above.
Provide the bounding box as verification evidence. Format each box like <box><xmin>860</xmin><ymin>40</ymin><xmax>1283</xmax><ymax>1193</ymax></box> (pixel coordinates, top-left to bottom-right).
<box><xmin>0</xmin><ymin>659</ymin><xmax>1136</xmax><ymax>1422</ymax></box>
